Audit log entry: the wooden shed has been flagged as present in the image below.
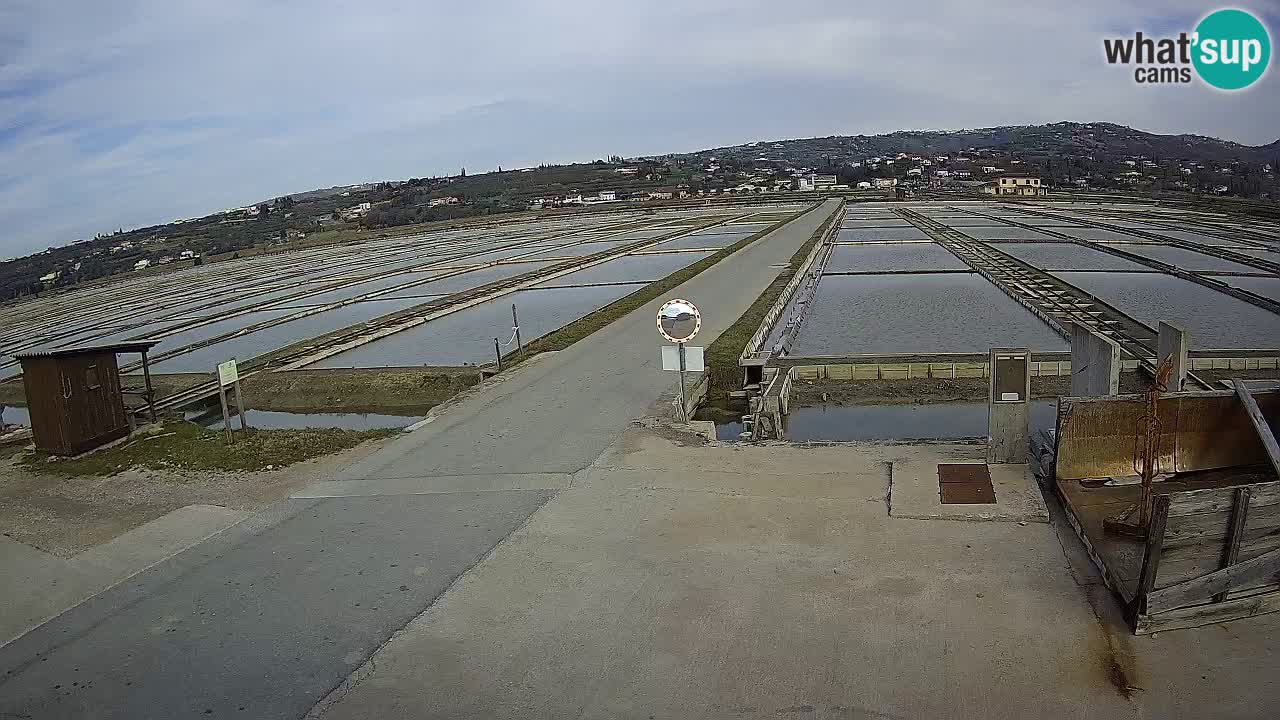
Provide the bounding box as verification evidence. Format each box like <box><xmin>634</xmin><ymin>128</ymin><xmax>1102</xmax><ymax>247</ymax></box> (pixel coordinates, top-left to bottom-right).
<box><xmin>14</xmin><ymin>340</ymin><xmax>160</xmax><ymax>456</ymax></box>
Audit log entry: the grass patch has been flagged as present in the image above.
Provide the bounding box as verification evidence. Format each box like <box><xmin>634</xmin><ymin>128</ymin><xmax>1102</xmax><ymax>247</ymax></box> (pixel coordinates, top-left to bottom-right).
<box><xmin>702</xmin><ymin>204</ymin><xmax>841</xmax><ymax>400</ymax></box>
<box><xmin>512</xmin><ymin>205</ymin><xmax>817</xmax><ymax>359</ymax></box>
<box><xmin>19</xmin><ymin>422</ymin><xmax>396</xmax><ymax>477</ymax></box>
<box><xmin>241</xmin><ymin>368</ymin><xmax>481</xmax><ymax>414</ymax></box>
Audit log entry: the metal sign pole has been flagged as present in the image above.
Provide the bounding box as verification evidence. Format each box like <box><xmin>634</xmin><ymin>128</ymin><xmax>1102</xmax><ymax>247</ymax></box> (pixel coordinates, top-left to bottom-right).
<box><xmin>678</xmin><ymin>343</ymin><xmax>688</xmax><ymax>420</ymax></box>
<box><xmin>512</xmin><ymin>303</ymin><xmax>523</xmax><ymax>357</ymax></box>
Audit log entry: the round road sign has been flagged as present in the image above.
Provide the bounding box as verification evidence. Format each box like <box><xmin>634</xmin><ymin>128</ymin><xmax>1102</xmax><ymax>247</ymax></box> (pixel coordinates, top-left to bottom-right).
<box><xmin>657</xmin><ymin>298</ymin><xmax>701</xmax><ymax>343</ymax></box>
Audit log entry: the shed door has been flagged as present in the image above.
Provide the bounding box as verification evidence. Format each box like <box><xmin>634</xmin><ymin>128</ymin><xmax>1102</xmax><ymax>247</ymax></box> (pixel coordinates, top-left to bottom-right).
<box><xmin>62</xmin><ymin>355</ymin><xmax>123</xmax><ymax>450</ymax></box>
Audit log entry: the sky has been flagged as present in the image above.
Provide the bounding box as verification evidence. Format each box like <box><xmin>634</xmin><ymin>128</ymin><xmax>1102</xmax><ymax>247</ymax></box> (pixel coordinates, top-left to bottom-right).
<box><xmin>1</xmin><ymin>0</ymin><xmax>1278</xmax><ymax>257</ymax></box>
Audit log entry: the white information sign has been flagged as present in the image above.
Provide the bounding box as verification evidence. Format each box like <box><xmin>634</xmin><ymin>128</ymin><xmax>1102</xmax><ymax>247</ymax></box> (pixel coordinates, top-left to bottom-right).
<box><xmin>217</xmin><ymin>359</ymin><xmax>239</xmax><ymax>387</ymax></box>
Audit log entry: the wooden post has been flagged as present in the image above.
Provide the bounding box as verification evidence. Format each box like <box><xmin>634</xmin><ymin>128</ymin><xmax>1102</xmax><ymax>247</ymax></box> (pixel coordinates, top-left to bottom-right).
<box><xmin>233</xmin><ymin>378</ymin><xmax>249</xmax><ymax>431</ymax></box>
<box><xmin>140</xmin><ymin>349</ymin><xmax>157</xmax><ymax>423</ymax></box>
<box><xmin>1214</xmin><ymin>487</ymin><xmax>1251</xmax><ymax>603</ymax></box>
<box><xmin>1135</xmin><ymin>494</ymin><xmax>1170</xmax><ymax>614</ymax></box>
<box><xmin>494</xmin><ymin>338</ymin><xmax>503</xmax><ymax>370</ymax></box>
<box><xmin>1233</xmin><ymin>379</ymin><xmax>1280</xmax><ymax>478</ymax></box>
<box><xmin>218</xmin><ymin>384</ymin><xmax>234</xmax><ymax>444</ymax></box>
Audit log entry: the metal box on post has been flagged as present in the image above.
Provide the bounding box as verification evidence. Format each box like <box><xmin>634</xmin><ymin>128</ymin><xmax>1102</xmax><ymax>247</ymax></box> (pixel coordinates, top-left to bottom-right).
<box><xmin>988</xmin><ymin>347</ymin><xmax>1030</xmax><ymax>464</ymax></box>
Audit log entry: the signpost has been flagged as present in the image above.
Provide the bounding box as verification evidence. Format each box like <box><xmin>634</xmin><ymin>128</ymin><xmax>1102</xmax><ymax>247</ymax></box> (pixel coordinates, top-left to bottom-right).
<box><xmin>657</xmin><ymin>298</ymin><xmax>703</xmax><ymax>420</ymax></box>
<box><xmin>215</xmin><ymin>359</ymin><xmax>249</xmax><ymax>443</ymax></box>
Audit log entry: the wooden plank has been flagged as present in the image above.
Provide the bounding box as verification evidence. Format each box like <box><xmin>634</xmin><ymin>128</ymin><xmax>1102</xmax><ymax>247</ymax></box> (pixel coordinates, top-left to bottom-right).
<box><xmin>1234</xmin><ymin>379</ymin><xmax>1280</xmax><ymax>478</ymax></box>
<box><xmin>1161</xmin><ymin>526</ymin><xmax>1280</xmax><ymax>565</ymax></box>
<box><xmin>1135</xmin><ymin>587</ymin><xmax>1280</xmax><ymax>635</ymax></box>
<box><xmin>1135</xmin><ymin>495</ymin><xmax>1171</xmax><ymax>606</ymax></box>
<box><xmin>1166</xmin><ymin>480</ymin><xmax>1280</xmax><ymax>518</ymax></box>
<box><xmin>1146</xmin><ymin>546</ymin><xmax>1280</xmax><ymax>614</ymax></box>
<box><xmin>1215</xmin><ymin>488</ymin><xmax>1251</xmax><ymax>603</ymax></box>
<box><xmin>1163</xmin><ymin>501</ymin><xmax>1280</xmax><ymax>546</ymax></box>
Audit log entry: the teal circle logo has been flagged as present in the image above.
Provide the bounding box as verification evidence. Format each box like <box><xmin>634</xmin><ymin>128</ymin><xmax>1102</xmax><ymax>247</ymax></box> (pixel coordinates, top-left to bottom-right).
<box><xmin>1192</xmin><ymin>9</ymin><xmax>1271</xmax><ymax>90</ymax></box>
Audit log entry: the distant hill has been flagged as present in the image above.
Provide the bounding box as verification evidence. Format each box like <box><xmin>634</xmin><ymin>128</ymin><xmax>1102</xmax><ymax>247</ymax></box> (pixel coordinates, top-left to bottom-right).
<box><xmin>669</xmin><ymin>122</ymin><xmax>1280</xmax><ymax>166</ymax></box>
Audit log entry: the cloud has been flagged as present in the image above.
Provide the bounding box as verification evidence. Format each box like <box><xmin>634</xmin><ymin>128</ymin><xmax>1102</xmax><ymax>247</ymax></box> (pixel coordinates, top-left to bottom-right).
<box><xmin>1</xmin><ymin>0</ymin><xmax>1277</xmax><ymax>255</ymax></box>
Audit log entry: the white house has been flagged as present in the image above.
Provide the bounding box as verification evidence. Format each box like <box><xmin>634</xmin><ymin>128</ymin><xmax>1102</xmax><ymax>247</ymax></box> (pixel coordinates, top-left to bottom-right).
<box><xmin>992</xmin><ymin>175</ymin><xmax>1045</xmax><ymax>196</ymax></box>
<box><xmin>133</xmin><ymin>259</ymin><xmax>151</xmax><ymax>271</ymax></box>
<box><xmin>907</xmin><ymin>168</ymin><xmax>923</xmax><ymax>177</ymax></box>
<box><xmin>872</xmin><ymin>178</ymin><xmax>898</xmax><ymax>188</ymax></box>
<box><xmin>598</xmin><ymin>190</ymin><xmax>618</xmax><ymax>202</ymax></box>
<box><xmin>856</xmin><ymin>181</ymin><xmax>872</xmax><ymax>189</ymax></box>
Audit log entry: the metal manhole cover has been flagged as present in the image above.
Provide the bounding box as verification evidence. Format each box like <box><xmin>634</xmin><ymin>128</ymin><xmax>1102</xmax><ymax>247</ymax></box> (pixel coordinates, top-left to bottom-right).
<box><xmin>938</xmin><ymin>463</ymin><xmax>996</xmax><ymax>505</ymax></box>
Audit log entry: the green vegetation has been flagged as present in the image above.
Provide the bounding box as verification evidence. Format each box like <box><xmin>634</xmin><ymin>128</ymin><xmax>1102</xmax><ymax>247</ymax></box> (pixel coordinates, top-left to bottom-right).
<box><xmin>702</xmin><ymin>205</ymin><xmax>840</xmax><ymax>400</ymax></box>
<box><xmin>243</xmin><ymin>368</ymin><xmax>481</xmax><ymax>415</ymax></box>
<box><xmin>514</xmin><ymin>206</ymin><xmax>814</xmax><ymax>359</ymax></box>
<box><xmin>19</xmin><ymin>422</ymin><xmax>395</xmax><ymax>477</ymax></box>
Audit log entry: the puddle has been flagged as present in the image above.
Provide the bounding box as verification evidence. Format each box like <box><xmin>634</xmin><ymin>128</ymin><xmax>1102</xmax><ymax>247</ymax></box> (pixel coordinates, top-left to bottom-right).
<box><xmin>791</xmin><ymin>274</ymin><xmax>1068</xmax><ymax>355</ymax></box>
<box><xmin>1055</xmin><ymin>271</ymin><xmax>1280</xmax><ymax>348</ymax></box>
<box><xmin>1</xmin><ymin>404</ymin><xmax>30</xmax><ymax>427</ymax></box>
<box><xmin>714</xmin><ymin>421</ymin><xmax>745</xmax><ymax>440</ymax></box>
<box><xmin>825</xmin><ymin>243</ymin><xmax>969</xmax><ymax>272</ymax></box>
<box><xmin>837</xmin><ymin>227</ymin><xmax>929</xmax><ymax>242</ymax></box>
<box><xmin>184</xmin><ymin>408</ymin><xmax>422</xmax><ymax>431</ymax></box>
<box><xmin>1097</xmin><ymin>243</ymin><xmax>1261</xmax><ymax>273</ymax></box>
<box><xmin>997</xmin><ymin>243</ymin><xmax>1149</xmax><ymax>272</ymax></box>
<box><xmin>780</xmin><ymin>400</ymin><xmax>1058</xmax><ymax>442</ymax></box>
<box><xmin>312</xmin><ymin>283</ymin><xmax>644</xmax><ymax>368</ymax></box>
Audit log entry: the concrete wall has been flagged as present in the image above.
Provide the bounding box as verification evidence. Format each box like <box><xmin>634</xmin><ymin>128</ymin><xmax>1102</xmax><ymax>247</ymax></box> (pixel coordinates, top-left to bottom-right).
<box><xmin>1070</xmin><ymin>323</ymin><xmax>1120</xmax><ymax>396</ymax></box>
<box><xmin>1157</xmin><ymin>322</ymin><xmax>1190</xmax><ymax>391</ymax></box>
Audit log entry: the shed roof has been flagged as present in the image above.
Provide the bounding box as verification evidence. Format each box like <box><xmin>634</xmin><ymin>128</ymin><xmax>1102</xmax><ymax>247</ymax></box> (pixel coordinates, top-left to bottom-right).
<box><xmin>13</xmin><ymin>340</ymin><xmax>161</xmax><ymax>360</ymax></box>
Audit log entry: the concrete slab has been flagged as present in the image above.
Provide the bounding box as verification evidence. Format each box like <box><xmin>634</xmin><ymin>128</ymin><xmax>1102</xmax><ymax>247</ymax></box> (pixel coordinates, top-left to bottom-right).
<box><xmin>890</xmin><ymin>459</ymin><xmax>1050</xmax><ymax>522</ymax></box>
<box><xmin>0</xmin><ymin>536</ymin><xmax>105</xmax><ymax>647</ymax></box>
<box><xmin>0</xmin><ymin>492</ymin><xmax>554</xmax><ymax>720</ymax></box>
<box><xmin>292</xmin><ymin>472</ymin><xmax>574</xmax><ymax>498</ymax></box>
<box><xmin>71</xmin><ymin>504</ymin><xmax>248</xmax><ymax>576</ymax></box>
<box><xmin>0</xmin><ymin>504</ymin><xmax>248</xmax><ymax>648</ymax></box>
<box><xmin>316</xmin><ymin>433</ymin><xmax>1149</xmax><ymax>720</ymax></box>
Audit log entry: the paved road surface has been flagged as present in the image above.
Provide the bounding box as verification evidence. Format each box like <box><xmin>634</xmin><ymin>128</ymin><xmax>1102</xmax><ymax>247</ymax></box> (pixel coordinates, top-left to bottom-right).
<box><xmin>0</xmin><ymin>199</ymin><xmax>838</xmax><ymax>719</ymax></box>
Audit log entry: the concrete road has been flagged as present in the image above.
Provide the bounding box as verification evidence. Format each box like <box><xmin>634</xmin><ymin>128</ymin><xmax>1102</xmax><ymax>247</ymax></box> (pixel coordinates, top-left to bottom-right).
<box><xmin>318</xmin><ymin>426</ymin><xmax>1280</xmax><ymax>720</ymax></box>
<box><xmin>0</xmin><ymin>199</ymin><xmax>839</xmax><ymax>719</ymax></box>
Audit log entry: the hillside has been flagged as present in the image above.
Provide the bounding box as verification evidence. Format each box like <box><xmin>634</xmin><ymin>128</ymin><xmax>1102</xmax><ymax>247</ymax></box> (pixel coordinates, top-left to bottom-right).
<box><xmin>3</xmin><ymin>121</ymin><xmax>1278</xmax><ymax>302</ymax></box>
<box><xmin>674</xmin><ymin>122</ymin><xmax>1280</xmax><ymax>167</ymax></box>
